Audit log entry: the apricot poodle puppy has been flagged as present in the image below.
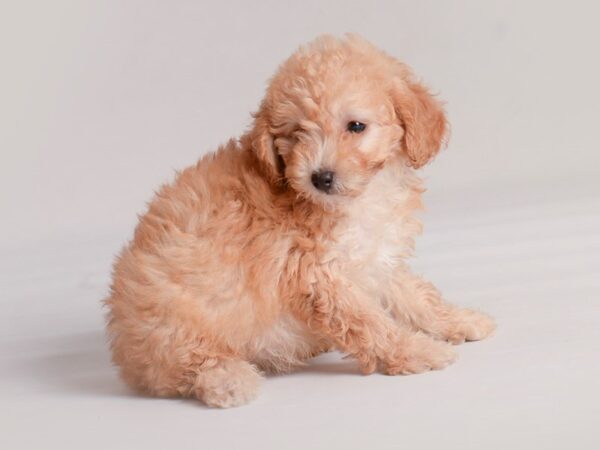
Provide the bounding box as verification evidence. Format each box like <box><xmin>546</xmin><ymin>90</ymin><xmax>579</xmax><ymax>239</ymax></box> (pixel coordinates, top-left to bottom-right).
<box><xmin>105</xmin><ymin>35</ymin><xmax>495</xmax><ymax>408</ymax></box>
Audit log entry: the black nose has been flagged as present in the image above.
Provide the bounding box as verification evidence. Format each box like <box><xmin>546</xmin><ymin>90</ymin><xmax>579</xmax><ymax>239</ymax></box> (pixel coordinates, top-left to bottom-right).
<box><xmin>311</xmin><ymin>170</ymin><xmax>335</xmax><ymax>193</ymax></box>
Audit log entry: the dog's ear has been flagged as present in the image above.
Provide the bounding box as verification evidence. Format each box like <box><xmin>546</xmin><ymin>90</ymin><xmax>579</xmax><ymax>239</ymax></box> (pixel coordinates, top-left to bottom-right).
<box><xmin>390</xmin><ymin>70</ymin><xmax>448</xmax><ymax>168</ymax></box>
<box><xmin>249</xmin><ymin>106</ymin><xmax>284</xmax><ymax>184</ymax></box>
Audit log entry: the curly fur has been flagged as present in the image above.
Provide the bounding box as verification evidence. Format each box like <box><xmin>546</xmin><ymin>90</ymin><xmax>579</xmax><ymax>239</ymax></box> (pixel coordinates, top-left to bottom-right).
<box><xmin>105</xmin><ymin>34</ymin><xmax>495</xmax><ymax>408</ymax></box>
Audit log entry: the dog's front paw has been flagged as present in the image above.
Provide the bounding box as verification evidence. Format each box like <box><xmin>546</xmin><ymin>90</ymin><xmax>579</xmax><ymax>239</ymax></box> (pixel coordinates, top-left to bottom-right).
<box><xmin>383</xmin><ymin>333</ymin><xmax>457</xmax><ymax>375</ymax></box>
<box><xmin>444</xmin><ymin>309</ymin><xmax>496</xmax><ymax>345</ymax></box>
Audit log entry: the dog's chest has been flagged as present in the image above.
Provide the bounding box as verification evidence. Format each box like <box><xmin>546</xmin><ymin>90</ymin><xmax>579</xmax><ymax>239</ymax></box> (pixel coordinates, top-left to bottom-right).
<box><xmin>330</xmin><ymin>167</ymin><xmax>422</xmax><ymax>287</ymax></box>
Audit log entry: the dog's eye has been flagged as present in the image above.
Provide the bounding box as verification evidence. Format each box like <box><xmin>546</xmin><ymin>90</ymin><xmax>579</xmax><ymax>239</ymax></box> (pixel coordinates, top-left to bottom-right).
<box><xmin>347</xmin><ymin>121</ymin><xmax>366</xmax><ymax>133</ymax></box>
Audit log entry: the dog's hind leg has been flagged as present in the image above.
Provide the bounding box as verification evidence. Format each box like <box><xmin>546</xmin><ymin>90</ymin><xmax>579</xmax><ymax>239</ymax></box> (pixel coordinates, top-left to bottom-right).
<box><xmin>109</xmin><ymin>323</ymin><xmax>262</xmax><ymax>408</ymax></box>
<box><xmin>192</xmin><ymin>358</ymin><xmax>263</xmax><ymax>408</ymax></box>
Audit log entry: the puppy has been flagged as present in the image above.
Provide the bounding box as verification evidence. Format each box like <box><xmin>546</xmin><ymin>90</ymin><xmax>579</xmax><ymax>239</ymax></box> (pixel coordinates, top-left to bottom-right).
<box><xmin>105</xmin><ymin>35</ymin><xmax>495</xmax><ymax>408</ymax></box>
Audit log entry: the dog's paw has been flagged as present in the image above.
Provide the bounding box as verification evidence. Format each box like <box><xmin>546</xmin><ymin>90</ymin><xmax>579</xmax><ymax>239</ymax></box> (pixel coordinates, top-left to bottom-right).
<box><xmin>194</xmin><ymin>360</ymin><xmax>262</xmax><ymax>408</ymax></box>
<box><xmin>383</xmin><ymin>334</ymin><xmax>457</xmax><ymax>375</ymax></box>
<box><xmin>444</xmin><ymin>309</ymin><xmax>496</xmax><ymax>345</ymax></box>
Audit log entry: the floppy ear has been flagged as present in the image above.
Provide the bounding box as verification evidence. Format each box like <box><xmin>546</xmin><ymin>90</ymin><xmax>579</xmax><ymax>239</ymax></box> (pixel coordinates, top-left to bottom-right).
<box><xmin>391</xmin><ymin>75</ymin><xmax>448</xmax><ymax>168</ymax></box>
<box><xmin>248</xmin><ymin>107</ymin><xmax>285</xmax><ymax>184</ymax></box>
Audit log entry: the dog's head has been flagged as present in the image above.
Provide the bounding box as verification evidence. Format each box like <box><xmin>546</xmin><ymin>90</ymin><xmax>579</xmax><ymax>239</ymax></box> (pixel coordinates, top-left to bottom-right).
<box><xmin>249</xmin><ymin>35</ymin><xmax>447</xmax><ymax>206</ymax></box>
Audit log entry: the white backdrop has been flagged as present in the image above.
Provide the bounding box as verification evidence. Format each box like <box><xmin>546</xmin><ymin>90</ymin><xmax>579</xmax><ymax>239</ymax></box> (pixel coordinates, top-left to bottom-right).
<box><xmin>2</xmin><ymin>2</ymin><xmax>599</xmax><ymax>449</ymax></box>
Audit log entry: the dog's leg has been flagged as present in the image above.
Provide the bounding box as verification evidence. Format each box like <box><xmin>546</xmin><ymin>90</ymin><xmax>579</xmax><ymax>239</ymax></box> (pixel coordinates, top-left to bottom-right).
<box><xmin>297</xmin><ymin>284</ymin><xmax>457</xmax><ymax>375</ymax></box>
<box><xmin>193</xmin><ymin>358</ymin><xmax>263</xmax><ymax>408</ymax></box>
<box><xmin>389</xmin><ymin>272</ymin><xmax>496</xmax><ymax>344</ymax></box>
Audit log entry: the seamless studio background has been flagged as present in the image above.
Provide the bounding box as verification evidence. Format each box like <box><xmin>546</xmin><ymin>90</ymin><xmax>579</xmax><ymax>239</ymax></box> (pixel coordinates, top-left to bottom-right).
<box><xmin>1</xmin><ymin>1</ymin><xmax>599</xmax><ymax>449</ymax></box>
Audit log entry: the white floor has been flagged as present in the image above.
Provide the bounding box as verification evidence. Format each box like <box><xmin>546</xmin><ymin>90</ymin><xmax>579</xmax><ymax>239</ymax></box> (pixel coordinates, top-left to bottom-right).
<box><xmin>2</xmin><ymin>175</ymin><xmax>599</xmax><ymax>450</ymax></box>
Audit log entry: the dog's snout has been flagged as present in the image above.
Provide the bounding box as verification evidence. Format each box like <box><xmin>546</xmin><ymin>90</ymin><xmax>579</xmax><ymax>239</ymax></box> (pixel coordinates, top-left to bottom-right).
<box><xmin>311</xmin><ymin>170</ymin><xmax>335</xmax><ymax>193</ymax></box>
